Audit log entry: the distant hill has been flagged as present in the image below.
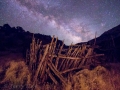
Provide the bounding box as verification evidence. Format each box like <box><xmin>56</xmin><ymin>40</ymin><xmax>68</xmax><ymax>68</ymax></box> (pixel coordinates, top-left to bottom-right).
<box><xmin>88</xmin><ymin>24</ymin><xmax>120</xmax><ymax>62</ymax></box>
<box><xmin>0</xmin><ymin>24</ymin><xmax>120</xmax><ymax>63</ymax></box>
<box><xmin>0</xmin><ymin>24</ymin><xmax>66</xmax><ymax>59</ymax></box>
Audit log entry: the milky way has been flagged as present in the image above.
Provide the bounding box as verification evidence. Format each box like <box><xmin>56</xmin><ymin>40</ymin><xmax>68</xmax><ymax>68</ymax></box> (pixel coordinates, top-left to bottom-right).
<box><xmin>0</xmin><ymin>0</ymin><xmax>120</xmax><ymax>45</ymax></box>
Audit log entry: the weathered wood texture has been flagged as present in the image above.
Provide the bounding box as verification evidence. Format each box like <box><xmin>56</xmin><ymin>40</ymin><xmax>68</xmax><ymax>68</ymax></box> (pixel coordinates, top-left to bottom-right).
<box><xmin>26</xmin><ymin>35</ymin><xmax>104</xmax><ymax>88</ymax></box>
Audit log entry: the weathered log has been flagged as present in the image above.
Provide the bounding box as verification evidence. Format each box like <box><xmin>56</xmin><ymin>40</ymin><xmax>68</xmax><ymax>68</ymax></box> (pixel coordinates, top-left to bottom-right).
<box><xmin>47</xmin><ymin>60</ymin><xmax>67</xmax><ymax>86</ymax></box>
<box><xmin>53</xmin><ymin>37</ymin><xmax>58</xmax><ymax>54</ymax></box>
<box><xmin>66</xmin><ymin>46</ymin><xmax>80</xmax><ymax>69</ymax></box>
<box><xmin>77</xmin><ymin>48</ymin><xmax>93</xmax><ymax>68</ymax></box>
<box><xmin>40</xmin><ymin>61</ymin><xmax>47</xmax><ymax>79</ymax></box>
<box><xmin>26</xmin><ymin>35</ymin><xmax>105</xmax><ymax>89</ymax></box>
<box><xmin>68</xmin><ymin>46</ymin><xmax>83</xmax><ymax>68</ymax></box>
<box><xmin>48</xmin><ymin>54</ymin><xmax>104</xmax><ymax>60</ymax></box>
<box><xmin>49</xmin><ymin>35</ymin><xmax>55</xmax><ymax>54</ymax></box>
<box><xmin>33</xmin><ymin>45</ymin><xmax>49</xmax><ymax>87</ymax></box>
<box><xmin>46</xmin><ymin>68</ymin><xmax>58</xmax><ymax>84</ymax></box>
<box><xmin>60</xmin><ymin>65</ymin><xmax>90</xmax><ymax>74</ymax></box>
<box><xmin>55</xmin><ymin>40</ymin><xmax>64</xmax><ymax>68</ymax></box>
<box><xmin>49</xmin><ymin>37</ymin><xmax>58</xmax><ymax>60</ymax></box>
<box><xmin>59</xmin><ymin>47</ymin><xmax>73</xmax><ymax>71</ymax></box>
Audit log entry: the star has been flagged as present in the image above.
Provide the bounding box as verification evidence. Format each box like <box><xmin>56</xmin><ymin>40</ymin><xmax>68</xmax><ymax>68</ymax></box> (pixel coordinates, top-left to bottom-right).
<box><xmin>0</xmin><ymin>0</ymin><xmax>120</xmax><ymax>45</ymax></box>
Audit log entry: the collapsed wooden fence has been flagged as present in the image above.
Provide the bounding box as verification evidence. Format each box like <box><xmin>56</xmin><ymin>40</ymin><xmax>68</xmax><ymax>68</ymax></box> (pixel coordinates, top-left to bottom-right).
<box><xmin>25</xmin><ymin>35</ymin><xmax>104</xmax><ymax>87</ymax></box>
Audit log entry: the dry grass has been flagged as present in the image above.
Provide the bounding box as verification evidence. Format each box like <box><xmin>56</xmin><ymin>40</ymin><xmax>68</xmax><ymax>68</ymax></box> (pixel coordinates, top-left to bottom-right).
<box><xmin>0</xmin><ymin>61</ymin><xmax>31</xmax><ymax>89</ymax></box>
<box><xmin>0</xmin><ymin>60</ymin><xmax>120</xmax><ymax>90</ymax></box>
<box><xmin>70</xmin><ymin>65</ymin><xmax>120</xmax><ymax>90</ymax></box>
<box><xmin>35</xmin><ymin>83</ymin><xmax>63</xmax><ymax>90</ymax></box>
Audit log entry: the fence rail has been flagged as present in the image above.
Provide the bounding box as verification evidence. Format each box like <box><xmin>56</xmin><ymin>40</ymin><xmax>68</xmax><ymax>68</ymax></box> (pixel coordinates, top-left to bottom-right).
<box><xmin>25</xmin><ymin>35</ymin><xmax>104</xmax><ymax>88</ymax></box>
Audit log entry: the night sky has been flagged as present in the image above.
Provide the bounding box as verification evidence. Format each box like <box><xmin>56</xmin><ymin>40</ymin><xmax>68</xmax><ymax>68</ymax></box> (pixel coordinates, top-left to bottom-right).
<box><xmin>0</xmin><ymin>0</ymin><xmax>120</xmax><ymax>45</ymax></box>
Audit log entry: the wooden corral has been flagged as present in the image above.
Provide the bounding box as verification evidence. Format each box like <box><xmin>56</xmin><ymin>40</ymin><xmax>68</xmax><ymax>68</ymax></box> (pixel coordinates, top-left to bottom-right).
<box><xmin>25</xmin><ymin>35</ymin><xmax>104</xmax><ymax>88</ymax></box>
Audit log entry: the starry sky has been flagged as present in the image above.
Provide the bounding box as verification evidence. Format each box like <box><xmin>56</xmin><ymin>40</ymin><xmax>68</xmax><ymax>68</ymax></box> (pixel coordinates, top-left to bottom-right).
<box><xmin>0</xmin><ymin>0</ymin><xmax>120</xmax><ymax>45</ymax></box>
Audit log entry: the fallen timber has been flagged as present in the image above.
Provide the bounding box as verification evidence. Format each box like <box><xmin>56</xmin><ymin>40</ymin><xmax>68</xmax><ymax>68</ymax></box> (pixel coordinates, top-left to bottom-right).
<box><xmin>25</xmin><ymin>35</ymin><xmax>104</xmax><ymax>88</ymax></box>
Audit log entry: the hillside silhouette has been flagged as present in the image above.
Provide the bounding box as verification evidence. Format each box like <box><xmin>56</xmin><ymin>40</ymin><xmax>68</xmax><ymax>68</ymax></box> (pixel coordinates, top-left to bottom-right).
<box><xmin>0</xmin><ymin>24</ymin><xmax>66</xmax><ymax>58</ymax></box>
<box><xmin>0</xmin><ymin>24</ymin><xmax>120</xmax><ymax>90</ymax></box>
<box><xmin>1</xmin><ymin>24</ymin><xmax>120</xmax><ymax>63</ymax></box>
<box><xmin>88</xmin><ymin>24</ymin><xmax>120</xmax><ymax>62</ymax></box>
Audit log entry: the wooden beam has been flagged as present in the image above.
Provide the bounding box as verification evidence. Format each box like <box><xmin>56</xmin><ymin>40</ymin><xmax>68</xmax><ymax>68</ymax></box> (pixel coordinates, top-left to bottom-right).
<box><xmin>60</xmin><ymin>65</ymin><xmax>90</xmax><ymax>74</ymax></box>
<box><xmin>40</xmin><ymin>61</ymin><xmax>47</xmax><ymax>79</ymax></box>
<box><xmin>49</xmin><ymin>35</ymin><xmax>55</xmax><ymax>54</ymax></box>
<box><xmin>33</xmin><ymin>45</ymin><xmax>49</xmax><ymax>87</ymax></box>
<box><xmin>77</xmin><ymin>48</ymin><xmax>93</xmax><ymax>68</ymax></box>
<box><xmin>49</xmin><ymin>54</ymin><xmax>104</xmax><ymax>60</ymax></box>
<box><xmin>46</xmin><ymin>69</ymin><xmax>58</xmax><ymax>84</ymax></box>
<box><xmin>55</xmin><ymin>40</ymin><xmax>64</xmax><ymax>68</ymax></box>
<box><xmin>47</xmin><ymin>60</ymin><xmax>67</xmax><ymax>86</ymax></box>
<box><xmin>66</xmin><ymin>46</ymin><xmax>80</xmax><ymax>69</ymax></box>
<box><xmin>59</xmin><ymin>47</ymin><xmax>73</xmax><ymax>70</ymax></box>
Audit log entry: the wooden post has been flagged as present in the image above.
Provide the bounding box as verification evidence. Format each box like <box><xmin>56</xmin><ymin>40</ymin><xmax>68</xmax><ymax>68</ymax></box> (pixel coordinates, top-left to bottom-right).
<box><xmin>59</xmin><ymin>48</ymin><xmax>72</xmax><ymax>71</ymax></box>
<box><xmin>46</xmin><ymin>68</ymin><xmax>58</xmax><ymax>84</ymax></box>
<box><xmin>68</xmin><ymin>46</ymin><xmax>81</xmax><ymax>68</ymax></box>
<box><xmin>47</xmin><ymin>60</ymin><xmax>67</xmax><ymax>86</ymax></box>
<box><xmin>64</xmin><ymin>47</ymin><xmax>78</xmax><ymax>69</ymax></box>
<box><xmin>77</xmin><ymin>48</ymin><xmax>93</xmax><ymax>68</ymax></box>
<box><xmin>55</xmin><ymin>40</ymin><xmax>64</xmax><ymax>69</ymax></box>
<box><xmin>53</xmin><ymin>37</ymin><xmax>58</xmax><ymax>54</ymax></box>
<box><xmin>49</xmin><ymin>35</ymin><xmax>55</xmax><ymax>54</ymax></box>
<box><xmin>33</xmin><ymin>45</ymin><xmax>49</xmax><ymax>88</ymax></box>
<box><xmin>59</xmin><ymin>43</ymin><xmax>72</xmax><ymax>68</ymax></box>
<box><xmin>74</xmin><ymin>45</ymin><xmax>86</xmax><ymax>67</ymax></box>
